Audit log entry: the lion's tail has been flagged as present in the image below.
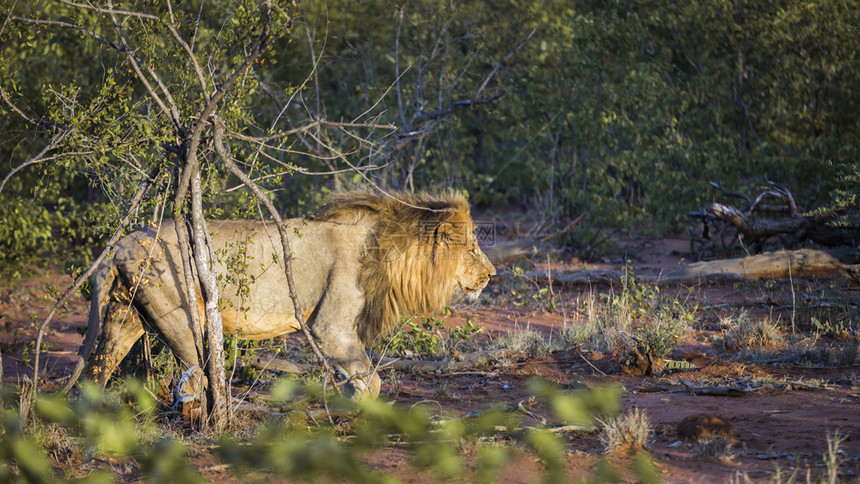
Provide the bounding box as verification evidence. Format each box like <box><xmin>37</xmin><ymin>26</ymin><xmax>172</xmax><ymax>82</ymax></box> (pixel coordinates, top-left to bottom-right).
<box><xmin>60</xmin><ymin>260</ymin><xmax>117</xmax><ymax>394</ymax></box>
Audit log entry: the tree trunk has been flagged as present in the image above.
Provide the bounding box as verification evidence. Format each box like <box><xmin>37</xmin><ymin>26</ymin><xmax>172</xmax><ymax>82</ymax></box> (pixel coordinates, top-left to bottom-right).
<box><xmin>172</xmin><ymin>167</ymin><xmax>208</xmax><ymax>426</ymax></box>
<box><xmin>190</xmin><ymin>166</ymin><xmax>228</xmax><ymax>430</ymax></box>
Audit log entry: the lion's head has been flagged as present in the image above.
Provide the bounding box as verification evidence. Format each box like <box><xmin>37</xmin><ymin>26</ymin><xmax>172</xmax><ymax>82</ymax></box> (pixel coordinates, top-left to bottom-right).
<box><xmin>316</xmin><ymin>191</ymin><xmax>496</xmax><ymax>343</ymax></box>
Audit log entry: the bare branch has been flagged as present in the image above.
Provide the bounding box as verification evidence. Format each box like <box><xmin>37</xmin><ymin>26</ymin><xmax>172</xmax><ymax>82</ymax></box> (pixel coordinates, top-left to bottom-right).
<box><xmin>475</xmin><ymin>27</ymin><xmax>536</xmax><ymax>99</ymax></box>
<box><xmin>412</xmin><ymin>93</ymin><xmax>505</xmax><ymax>125</ymax></box>
<box><xmin>230</xmin><ymin>120</ymin><xmax>396</xmax><ymax>144</ymax></box>
<box><xmin>394</xmin><ymin>6</ymin><xmax>408</xmax><ymax>129</ymax></box>
<box><xmin>164</xmin><ymin>0</ymin><xmax>211</xmax><ymax>103</ymax></box>
<box><xmin>106</xmin><ymin>0</ymin><xmax>182</xmax><ymax>129</ymax></box>
<box><xmin>302</xmin><ymin>128</ymin><xmax>454</xmax><ymax>213</ymax></box>
<box><xmin>58</xmin><ymin>0</ymin><xmax>160</xmax><ymax>20</ymax></box>
<box><xmin>0</xmin><ymin>129</ymin><xmax>73</xmax><ymax>196</ymax></box>
<box><xmin>212</xmin><ymin>116</ymin><xmax>339</xmax><ymax>384</ymax></box>
<box><xmin>0</xmin><ymin>86</ymin><xmax>42</xmax><ymax>126</ymax></box>
<box><xmin>708</xmin><ymin>181</ymin><xmax>751</xmax><ymax>205</ymax></box>
<box><xmin>190</xmin><ymin>161</ymin><xmax>228</xmax><ymax>429</ymax></box>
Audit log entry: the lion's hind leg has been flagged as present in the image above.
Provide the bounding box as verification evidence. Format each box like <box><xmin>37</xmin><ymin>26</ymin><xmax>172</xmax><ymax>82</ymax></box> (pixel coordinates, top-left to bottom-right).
<box><xmin>86</xmin><ymin>289</ymin><xmax>145</xmax><ymax>386</ymax></box>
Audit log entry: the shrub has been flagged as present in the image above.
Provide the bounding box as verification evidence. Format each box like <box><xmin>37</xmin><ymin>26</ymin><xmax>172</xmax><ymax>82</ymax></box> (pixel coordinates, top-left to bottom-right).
<box><xmin>598</xmin><ymin>408</ymin><xmax>651</xmax><ymax>453</ymax></box>
<box><xmin>714</xmin><ymin>311</ymin><xmax>785</xmax><ymax>353</ymax></box>
<box><xmin>374</xmin><ymin>314</ymin><xmax>485</xmax><ymax>358</ymax></box>
<box><xmin>1</xmin><ymin>378</ymin><xmax>624</xmax><ymax>482</ymax></box>
<box><xmin>562</xmin><ymin>270</ymin><xmax>694</xmax><ymax>359</ymax></box>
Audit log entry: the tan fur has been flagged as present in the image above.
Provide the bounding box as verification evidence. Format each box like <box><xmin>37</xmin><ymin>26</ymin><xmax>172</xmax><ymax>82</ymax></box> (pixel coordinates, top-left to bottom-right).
<box><xmin>64</xmin><ymin>191</ymin><xmax>495</xmax><ymax>398</ymax></box>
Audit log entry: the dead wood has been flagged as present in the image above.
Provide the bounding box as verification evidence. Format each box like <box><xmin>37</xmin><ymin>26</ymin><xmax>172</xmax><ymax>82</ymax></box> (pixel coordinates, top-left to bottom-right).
<box><xmin>704</xmin><ymin>202</ymin><xmax>851</xmax><ymax>247</ymax></box>
<box><xmin>689</xmin><ymin>181</ymin><xmax>858</xmax><ymax>258</ymax></box>
<box><xmin>247</xmin><ymin>356</ymin><xmax>313</xmax><ymax>375</ymax></box>
<box><xmin>680</xmin><ymin>379</ymin><xmax>746</xmax><ymax>397</ymax></box>
<box><xmin>665</xmin><ymin>248</ymin><xmax>860</xmax><ymax>280</ymax></box>
<box><xmin>372</xmin><ymin>349</ymin><xmax>515</xmax><ymax>374</ymax></box>
<box><xmin>492</xmin><ymin>248</ymin><xmax>858</xmax><ymax>290</ymax></box>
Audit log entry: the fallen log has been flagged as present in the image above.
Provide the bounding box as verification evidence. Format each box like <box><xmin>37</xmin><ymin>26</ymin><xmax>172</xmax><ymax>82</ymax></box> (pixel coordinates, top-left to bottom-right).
<box><xmin>372</xmin><ymin>349</ymin><xmax>515</xmax><ymax>374</ymax></box>
<box><xmin>664</xmin><ymin>248</ymin><xmax>860</xmax><ymax>280</ymax></box>
<box><xmin>679</xmin><ymin>379</ymin><xmax>746</xmax><ymax>397</ymax></box>
<box><xmin>491</xmin><ymin>248</ymin><xmax>858</xmax><ymax>287</ymax></box>
<box><xmin>247</xmin><ymin>356</ymin><xmax>313</xmax><ymax>375</ymax></box>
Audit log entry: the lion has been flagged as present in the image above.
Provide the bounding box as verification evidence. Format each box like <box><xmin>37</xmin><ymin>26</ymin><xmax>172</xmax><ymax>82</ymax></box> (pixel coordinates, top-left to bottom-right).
<box><xmin>63</xmin><ymin>192</ymin><xmax>495</xmax><ymax>397</ymax></box>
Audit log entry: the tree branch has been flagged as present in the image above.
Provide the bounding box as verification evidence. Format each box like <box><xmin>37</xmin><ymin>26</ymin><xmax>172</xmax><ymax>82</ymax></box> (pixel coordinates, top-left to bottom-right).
<box><xmin>474</xmin><ymin>27</ymin><xmax>536</xmax><ymax>99</ymax></box>
<box><xmin>212</xmin><ymin>115</ymin><xmax>339</xmax><ymax>384</ymax></box>
<box><xmin>229</xmin><ymin>120</ymin><xmax>396</xmax><ymax>143</ymax></box>
<box><xmin>412</xmin><ymin>93</ymin><xmax>505</xmax><ymax>125</ymax></box>
<box><xmin>3</xmin><ymin>14</ymin><xmax>123</xmax><ymax>51</ymax></box>
<box><xmin>106</xmin><ymin>0</ymin><xmax>182</xmax><ymax>129</ymax></box>
<box><xmin>0</xmin><ymin>129</ymin><xmax>72</xmax><ymax>196</ymax></box>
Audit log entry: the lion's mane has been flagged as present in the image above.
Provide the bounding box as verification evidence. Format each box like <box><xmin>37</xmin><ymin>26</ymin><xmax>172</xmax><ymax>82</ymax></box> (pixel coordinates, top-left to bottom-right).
<box><xmin>315</xmin><ymin>192</ymin><xmax>473</xmax><ymax>343</ymax></box>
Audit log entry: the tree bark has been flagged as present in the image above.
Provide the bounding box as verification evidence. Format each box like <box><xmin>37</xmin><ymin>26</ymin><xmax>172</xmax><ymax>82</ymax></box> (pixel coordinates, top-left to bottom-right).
<box><xmin>172</xmin><ymin>163</ymin><xmax>208</xmax><ymax>426</ymax></box>
<box><xmin>190</xmin><ymin>166</ymin><xmax>228</xmax><ymax>430</ymax></box>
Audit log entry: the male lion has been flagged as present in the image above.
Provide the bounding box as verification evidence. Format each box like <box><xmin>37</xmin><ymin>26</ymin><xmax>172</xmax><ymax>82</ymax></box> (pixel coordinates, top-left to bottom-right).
<box><xmin>64</xmin><ymin>192</ymin><xmax>495</xmax><ymax>397</ymax></box>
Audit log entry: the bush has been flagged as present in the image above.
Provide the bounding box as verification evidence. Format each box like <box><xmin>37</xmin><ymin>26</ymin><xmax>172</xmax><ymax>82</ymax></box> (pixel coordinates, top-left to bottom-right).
<box><xmin>714</xmin><ymin>311</ymin><xmax>785</xmax><ymax>353</ymax></box>
<box><xmin>562</xmin><ymin>269</ymin><xmax>694</xmax><ymax>359</ymax></box>
<box><xmin>1</xmin><ymin>378</ymin><xmax>629</xmax><ymax>482</ymax></box>
<box><xmin>598</xmin><ymin>408</ymin><xmax>652</xmax><ymax>453</ymax></box>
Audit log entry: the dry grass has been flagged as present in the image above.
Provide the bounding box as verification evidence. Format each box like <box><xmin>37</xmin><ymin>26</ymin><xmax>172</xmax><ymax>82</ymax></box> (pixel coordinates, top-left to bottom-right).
<box><xmin>598</xmin><ymin>407</ymin><xmax>651</xmax><ymax>453</ymax></box>
<box><xmin>697</xmin><ymin>437</ymin><xmax>734</xmax><ymax>461</ymax></box>
<box><xmin>824</xmin><ymin>431</ymin><xmax>846</xmax><ymax>484</ymax></box>
<box><xmin>496</xmin><ymin>329</ymin><xmax>553</xmax><ymax>355</ymax></box>
<box><xmin>714</xmin><ymin>310</ymin><xmax>785</xmax><ymax>353</ymax></box>
<box><xmin>564</xmin><ymin>292</ymin><xmax>635</xmax><ymax>353</ymax></box>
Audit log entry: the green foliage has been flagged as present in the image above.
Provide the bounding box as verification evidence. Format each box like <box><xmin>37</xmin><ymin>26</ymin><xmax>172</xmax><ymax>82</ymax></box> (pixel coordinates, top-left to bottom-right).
<box><xmin>449</xmin><ymin>316</ymin><xmax>486</xmax><ymax>342</ymax></box>
<box><xmin>374</xmin><ymin>313</ymin><xmax>485</xmax><ymax>358</ymax></box>
<box><xmin>509</xmin><ymin>265</ymin><xmax>558</xmax><ymax>312</ymax></box>
<box><xmin>1</xmin><ymin>378</ymin><xmax>622</xmax><ymax>481</ymax></box>
<box><xmin>2</xmin><ymin>0</ymin><xmax>859</xmax><ymax>274</ymax></box>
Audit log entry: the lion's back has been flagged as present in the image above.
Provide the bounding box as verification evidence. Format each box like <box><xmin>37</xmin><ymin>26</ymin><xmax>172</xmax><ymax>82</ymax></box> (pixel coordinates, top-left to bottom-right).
<box><xmin>106</xmin><ymin>218</ymin><xmax>371</xmax><ymax>339</ymax></box>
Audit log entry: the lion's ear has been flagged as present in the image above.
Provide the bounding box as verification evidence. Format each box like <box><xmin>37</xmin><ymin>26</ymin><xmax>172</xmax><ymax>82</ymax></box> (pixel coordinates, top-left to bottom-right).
<box><xmin>435</xmin><ymin>222</ymin><xmax>455</xmax><ymax>247</ymax></box>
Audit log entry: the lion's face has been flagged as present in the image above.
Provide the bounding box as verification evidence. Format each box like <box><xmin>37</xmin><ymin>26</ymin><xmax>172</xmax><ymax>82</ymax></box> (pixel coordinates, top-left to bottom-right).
<box><xmin>436</xmin><ymin>222</ymin><xmax>496</xmax><ymax>301</ymax></box>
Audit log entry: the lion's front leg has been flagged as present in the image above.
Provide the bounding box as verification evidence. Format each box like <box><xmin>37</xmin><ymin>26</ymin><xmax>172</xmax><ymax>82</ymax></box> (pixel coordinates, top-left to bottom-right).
<box><xmin>308</xmin><ymin>276</ymin><xmax>380</xmax><ymax>398</ymax></box>
<box><xmin>312</xmin><ymin>325</ymin><xmax>380</xmax><ymax>398</ymax></box>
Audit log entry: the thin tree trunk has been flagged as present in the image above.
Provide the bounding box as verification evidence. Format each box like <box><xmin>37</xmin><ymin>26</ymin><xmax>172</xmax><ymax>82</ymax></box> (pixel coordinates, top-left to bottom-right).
<box><xmin>190</xmin><ymin>166</ymin><xmax>228</xmax><ymax>430</ymax></box>
<box><xmin>172</xmin><ymin>161</ymin><xmax>208</xmax><ymax>426</ymax></box>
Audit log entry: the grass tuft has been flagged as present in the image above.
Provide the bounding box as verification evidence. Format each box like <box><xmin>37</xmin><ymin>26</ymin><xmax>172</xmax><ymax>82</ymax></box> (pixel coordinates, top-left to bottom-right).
<box><xmin>598</xmin><ymin>407</ymin><xmax>651</xmax><ymax>452</ymax></box>
<box><xmin>714</xmin><ymin>310</ymin><xmax>784</xmax><ymax>353</ymax></box>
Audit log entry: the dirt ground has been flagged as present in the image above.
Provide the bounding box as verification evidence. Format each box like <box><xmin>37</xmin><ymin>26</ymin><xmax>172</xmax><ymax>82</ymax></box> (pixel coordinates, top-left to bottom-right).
<box><xmin>2</xmin><ymin>236</ymin><xmax>859</xmax><ymax>483</ymax></box>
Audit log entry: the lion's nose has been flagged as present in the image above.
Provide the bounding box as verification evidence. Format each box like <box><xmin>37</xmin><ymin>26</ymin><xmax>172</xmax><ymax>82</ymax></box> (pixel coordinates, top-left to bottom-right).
<box><xmin>488</xmin><ymin>265</ymin><xmax>497</xmax><ymax>277</ymax></box>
